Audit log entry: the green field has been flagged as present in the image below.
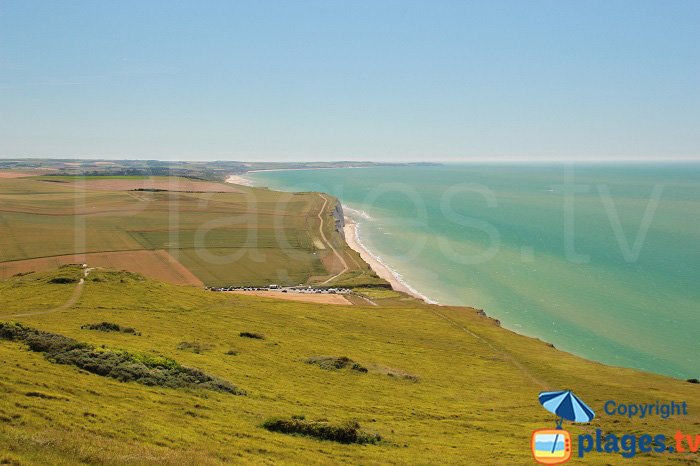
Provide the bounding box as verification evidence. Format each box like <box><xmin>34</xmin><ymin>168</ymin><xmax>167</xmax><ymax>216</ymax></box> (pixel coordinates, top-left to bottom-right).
<box><xmin>0</xmin><ymin>267</ymin><xmax>698</xmax><ymax>465</ymax></box>
<box><xmin>0</xmin><ymin>177</ymin><xmax>382</xmax><ymax>287</ymax></box>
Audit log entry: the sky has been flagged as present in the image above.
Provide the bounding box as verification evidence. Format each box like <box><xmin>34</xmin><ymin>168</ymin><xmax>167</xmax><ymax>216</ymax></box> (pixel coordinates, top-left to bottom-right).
<box><xmin>1</xmin><ymin>0</ymin><xmax>699</xmax><ymax>162</ymax></box>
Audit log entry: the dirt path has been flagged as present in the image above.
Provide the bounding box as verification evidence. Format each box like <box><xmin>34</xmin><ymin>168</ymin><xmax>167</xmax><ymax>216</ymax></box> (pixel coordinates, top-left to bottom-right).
<box><xmin>429</xmin><ymin>307</ymin><xmax>550</xmax><ymax>390</ymax></box>
<box><xmin>0</xmin><ymin>269</ymin><xmax>89</xmax><ymax>319</ymax></box>
<box><xmin>317</xmin><ymin>194</ymin><xmax>349</xmax><ymax>285</ymax></box>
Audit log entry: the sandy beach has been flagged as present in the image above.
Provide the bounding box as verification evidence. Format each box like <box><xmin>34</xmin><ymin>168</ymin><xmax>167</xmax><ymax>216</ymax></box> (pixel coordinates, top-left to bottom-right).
<box><xmin>343</xmin><ymin>217</ymin><xmax>433</xmax><ymax>303</ymax></box>
<box><xmin>227</xmin><ymin>170</ymin><xmax>434</xmax><ymax>304</ymax></box>
<box><xmin>226</xmin><ymin>167</ymin><xmax>372</xmax><ymax>186</ymax></box>
<box><xmin>225</xmin><ymin>174</ymin><xmax>254</xmax><ymax>186</ymax></box>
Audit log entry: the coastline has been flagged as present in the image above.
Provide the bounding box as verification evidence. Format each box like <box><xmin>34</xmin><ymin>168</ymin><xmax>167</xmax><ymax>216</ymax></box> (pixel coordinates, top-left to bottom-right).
<box><xmin>225</xmin><ymin>174</ymin><xmax>254</xmax><ymax>186</ymax></box>
<box><xmin>225</xmin><ymin>172</ymin><xmax>437</xmax><ymax>304</ymax></box>
<box><xmin>343</xmin><ymin>216</ymin><xmax>438</xmax><ymax>304</ymax></box>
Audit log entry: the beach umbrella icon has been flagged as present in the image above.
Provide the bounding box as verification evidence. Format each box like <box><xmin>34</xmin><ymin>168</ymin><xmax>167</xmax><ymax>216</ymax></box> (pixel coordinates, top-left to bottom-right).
<box><xmin>538</xmin><ymin>390</ymin><xmax>595</xmax><ymax>426</ymax></box>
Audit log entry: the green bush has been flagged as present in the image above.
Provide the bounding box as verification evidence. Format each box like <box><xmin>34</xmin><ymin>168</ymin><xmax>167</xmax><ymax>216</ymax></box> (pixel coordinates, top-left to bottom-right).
<box><xmin>84</xmin><ymin>322</ymin><xmax>120</xmax><ymax>332</ymax></box>
<box><xmin>81</xmin><ymin>322</ymin><xmax>140</xmax><ymax>335</ymax></box>
<box><xmin>177</xmin><ymin>341</ymin><xmax>211</xmax><ymax>354</ymax></box>
<box><xmin>261</xmin><ymin>417</ymin><xmax>381</xmax><ymax>444</ymax></box>
<box><xmin>49</xmin><ymin>276</ymin><xmax>78</xmax><ymax>284</ymax></box>
<box><xmin>0</xmin><ymin>322</ymin><xmax>243</xmax><ymax>395</ymax></box>
<box><xmin>306</xmin><ymin>356</ymin><xmax>367</xmax><ymax>372</ymax></box>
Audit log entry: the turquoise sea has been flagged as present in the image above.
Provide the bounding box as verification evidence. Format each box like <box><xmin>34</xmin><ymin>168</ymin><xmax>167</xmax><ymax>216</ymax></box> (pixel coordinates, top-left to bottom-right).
<box><xmin>248</xmin><ymin>164</ymin><xmax>699</xmax><ymax>379</ymax></box>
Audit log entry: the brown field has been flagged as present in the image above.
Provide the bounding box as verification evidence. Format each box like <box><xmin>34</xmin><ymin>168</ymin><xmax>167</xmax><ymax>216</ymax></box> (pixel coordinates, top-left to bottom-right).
<box><xmin>76</xmin><ymin>178</ymin><xmax>242</xmax><ymax>192</ymax></box>
<box><xmin>226</xmin><ymin>289</ymin><xmax>352</xmax><ymax>305</ymax></box>
<box><xmin>0</xmin><ymin>250</ymin><xmax>203</xmax><ymax>286</ymax></box>
<box><xmin>0</xmin><ymin>171</ymin><xmax>33</xmax><ymax>178</ymax></box>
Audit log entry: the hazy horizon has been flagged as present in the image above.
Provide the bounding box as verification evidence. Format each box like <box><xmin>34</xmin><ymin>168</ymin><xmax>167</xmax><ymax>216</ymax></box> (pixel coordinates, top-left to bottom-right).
<box><xmin>2</xmin><ymin>156</ymin><xmax>700</xmax><ymax>164</ymax></box>
<box><xmin>2</xmin><ymin>1</ymin><xmax>699</xmax><ymax>162</ymax></box>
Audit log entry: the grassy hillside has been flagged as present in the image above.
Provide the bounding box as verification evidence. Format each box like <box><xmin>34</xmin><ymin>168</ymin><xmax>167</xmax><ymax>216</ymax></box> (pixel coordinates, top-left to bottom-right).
<box><xmin>0</xmin><ymin>176</ymin><xmax>383</xmax><ymax>288</ymax></box>
<box><xmin>0</xmin><ymin>267</ymin><xmax>697</xmax><ymax>465</ymax></box>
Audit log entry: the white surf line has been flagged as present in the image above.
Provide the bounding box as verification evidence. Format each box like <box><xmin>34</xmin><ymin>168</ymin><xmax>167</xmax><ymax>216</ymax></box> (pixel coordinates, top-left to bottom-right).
<box><xmin>317</xmin><ymin>194</ymin><xmax>349</xmax><ymax>285</ymax></box>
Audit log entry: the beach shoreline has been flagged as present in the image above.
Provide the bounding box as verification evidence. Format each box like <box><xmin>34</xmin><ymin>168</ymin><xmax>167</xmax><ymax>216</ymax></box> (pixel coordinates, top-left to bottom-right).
<box><xmin>225</xmin><ymin>174</ymin><xmax>254</xmax><ymax>186</ymax></box>
<box><xmin>227</xmin><ymin>166</ymin><xmax>373</xmax><ymax>184</ymax></box>
<box><xmin>226</xmin><ymin>171</ymin><xmax>437</xmax><ymax>304</ymax></box>
<box><xmin>343</xmin><ymin>217</ymin><xmax>437</xmax><ymax>304</ymax></box>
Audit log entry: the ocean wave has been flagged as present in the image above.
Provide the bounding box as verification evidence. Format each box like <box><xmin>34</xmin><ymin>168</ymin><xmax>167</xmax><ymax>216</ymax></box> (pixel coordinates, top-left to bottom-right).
<box><xmin>344</xmin><ymin>206</ymin><xmax>373</xmax><ymax>220</ymax></box>
<box><xmin>353</xmin><ymin>222</ymin><xmax>439</xmax><ymax>305</ymax></box>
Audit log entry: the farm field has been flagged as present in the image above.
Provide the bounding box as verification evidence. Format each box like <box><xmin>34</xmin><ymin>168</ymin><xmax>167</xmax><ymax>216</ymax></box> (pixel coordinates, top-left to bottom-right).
<box><xmin>0</xmin><ymin>267</ymin><xmax>697</xmax><ymax>465</ymax></box>
<box><xmin>0</xmin><ymin>176</ymin><xmax>383</xmax><ymax>288</ymax></box>
<box><xmin>0</xmin><ymin>250</ymin><xmax>203</xmax><ymax>286</ymax></box>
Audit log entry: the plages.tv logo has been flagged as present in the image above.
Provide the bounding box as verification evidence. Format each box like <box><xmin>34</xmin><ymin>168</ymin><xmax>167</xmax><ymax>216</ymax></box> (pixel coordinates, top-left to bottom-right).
<box><xmin>531</xmin><ymin>390</ymin><xmax>595</xmax><ymax>465</ymax></box>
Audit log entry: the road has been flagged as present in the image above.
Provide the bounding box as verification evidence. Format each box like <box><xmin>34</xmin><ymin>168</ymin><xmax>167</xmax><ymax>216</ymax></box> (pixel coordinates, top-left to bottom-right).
<box><xmin>316</xmin><ymin>194</ymin><xmax>349</xmax><ymax>285</ymax></box>
<box><xmin>0</xmin><ymin>268</ymin><xmax>90</xmax><ymax>319</ymax></box>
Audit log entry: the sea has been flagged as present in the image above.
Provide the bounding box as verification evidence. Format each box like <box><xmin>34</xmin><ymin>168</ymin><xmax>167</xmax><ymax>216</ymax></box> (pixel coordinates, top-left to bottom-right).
<box><xmin>247</xmin><ymin>163</ymin><xmax>699</xmax><ymax>379</ymax></box>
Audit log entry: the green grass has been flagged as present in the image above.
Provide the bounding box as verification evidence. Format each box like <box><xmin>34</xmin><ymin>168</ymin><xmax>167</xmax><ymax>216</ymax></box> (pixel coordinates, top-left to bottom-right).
<box><xmin>0</xmin><ymin>268</ymin><xmax>698</xmax><ymax>465</ymax></box>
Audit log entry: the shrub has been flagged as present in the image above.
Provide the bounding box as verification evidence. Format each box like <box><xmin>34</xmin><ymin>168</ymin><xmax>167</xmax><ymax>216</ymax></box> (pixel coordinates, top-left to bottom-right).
<box><xmin>177</xmin><ymin>341</ymin><xmax>211</xmax><ymax>354</ymax></box>
<box><xmin>225</xmin><ymin>349</ymin><xmax>239</xmax><ymax>356</ymax></box>
<box><xmin>377</xmin><ymin>366</ymin><xmax>420</xmax><ymax>382</ymax></box>
<box><xmin>239</xmin><ymin>332</ymin><xmax>264</xmax><ymax>340</ymax></box>
<box><xmin>261</xmin><ymin>417</ymin><xmax>381</xmax><ymax>444</ymax></box>
<box><xmin>306</xmin><ymin>356</ymin><xmax>367</xmax><ymax>372</ymax></box>
<box><xmin>0</xmin><ymin>321</ymin><xmax>243</xmax><ymax>395</ymax></box>
<box><xmin>83</xmin><ymin>322</ymin><xmax>121</xmax><ymax>332</ymax></box>
<box><xmin>49</xmin><ymin>276</ymin><xmax>78</xmax><ymax>284</ymax></box>
<box><xmin>351</xmin><ymin>363</ymin><xmax>369</xmax><ymax>373</ymax></box>
<box><xmin>82</xmin><ymin>322</ymin><xmax>140</xmax><ymax>335</ymax></box>
<box><xmin>688</xmin><ymin>378</ymin><xmax>699</xmax><ymax>384</ymax></box>
<box><xmin>0</xmin><ymin>322</ymin><xmax>31</xmax><ymax>341</ymax></box>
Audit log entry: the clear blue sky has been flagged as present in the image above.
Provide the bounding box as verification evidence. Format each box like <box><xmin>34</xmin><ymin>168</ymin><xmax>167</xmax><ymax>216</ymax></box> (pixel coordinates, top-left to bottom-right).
<box><xmin>1</xmin><ymin>0</ymin><xmax>699</xmax><ymax>162</ymax></box>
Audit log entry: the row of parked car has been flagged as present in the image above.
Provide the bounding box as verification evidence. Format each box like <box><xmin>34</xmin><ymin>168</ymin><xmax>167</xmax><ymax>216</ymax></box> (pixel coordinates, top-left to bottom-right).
<box><xmin>207</xmin><ymin>285</ymin><xmax>352</xmax><ymax>295</ymax></box>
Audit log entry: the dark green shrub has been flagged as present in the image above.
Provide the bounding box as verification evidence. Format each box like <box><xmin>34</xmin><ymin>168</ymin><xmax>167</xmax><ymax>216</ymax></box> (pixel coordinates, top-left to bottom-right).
<box><xmin>351</xmin><ymin>363</ymin><xmax>368</xmax><ymax>373</ymax></box>
<box><xmin>81</xmin><ymin>322</ymin><xmax>140</xmax><ymax>335</ymax></box>
<box><xmin>261</xmin><ymin>417</ymin><xmax>381</xmax><ymax>444</ymax></box>
<box><xmin>239</xmin><ymin>332</ymin><xmax>264</xmax><ymax>340</ymax></box>
<box><xmin>0</xmin><ymin>322</ymin><xmax>243</xmax><ymax>395</ymax></box>
<box><xmin>82</xmin><ymin>322</ymin><xmax>120</xmax><ymax>332</ymax></box>
<box><xmin>177</xmin><ymin>341</ymin><xmax>211</xmax><ymax>353</ymax></box>
<box><xmin>306</xmin><ymin>356</ymin><xmax>367</xmax><ymax>372</ymax></box>
<box><xmin>49</xmin><ymin>276</ymin><xmax>77</xmax><ymax>284</ymax></box>
<box><xmin>0</xmin><ymin>322</ymin><xmax>31</xmax><ymax>341</ymax></box>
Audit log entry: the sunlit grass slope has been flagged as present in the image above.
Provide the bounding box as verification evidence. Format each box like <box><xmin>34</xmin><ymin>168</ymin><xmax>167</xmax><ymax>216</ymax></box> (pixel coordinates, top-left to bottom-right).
<box><xmin>0</xmin><ymin>267</ymin><xmax>698</xmax><ymax>465</ymax></box>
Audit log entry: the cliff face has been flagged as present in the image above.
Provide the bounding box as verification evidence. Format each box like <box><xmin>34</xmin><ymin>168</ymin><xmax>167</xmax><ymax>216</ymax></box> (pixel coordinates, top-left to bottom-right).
<box><xmin>331</xmin><ymin>201</ymin><xmax>345</xmax><ymax>238</ymax></box>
